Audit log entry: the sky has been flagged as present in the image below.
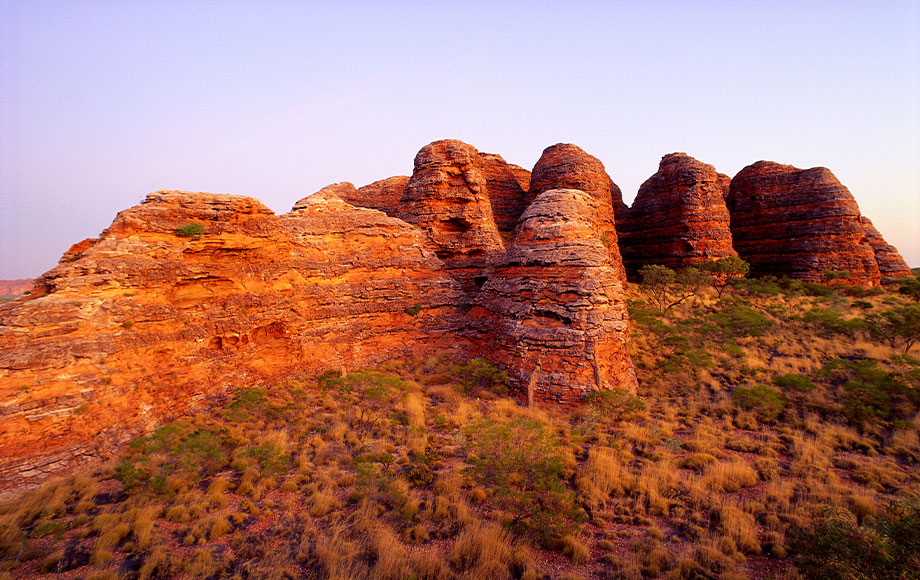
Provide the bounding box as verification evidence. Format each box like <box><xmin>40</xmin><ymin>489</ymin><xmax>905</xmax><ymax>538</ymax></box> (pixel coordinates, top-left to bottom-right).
<box><xmin>1</xmin><ymin>0</ymin><xmax>918</xmax><ymax>279</ymax></box>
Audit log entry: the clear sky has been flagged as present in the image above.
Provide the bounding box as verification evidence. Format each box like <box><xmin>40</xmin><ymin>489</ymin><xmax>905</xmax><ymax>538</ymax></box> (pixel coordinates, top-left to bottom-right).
<box><xmin>1</xmin><ymin>0</ymin><xmax>918</xmax><ymax>279</ymax></box>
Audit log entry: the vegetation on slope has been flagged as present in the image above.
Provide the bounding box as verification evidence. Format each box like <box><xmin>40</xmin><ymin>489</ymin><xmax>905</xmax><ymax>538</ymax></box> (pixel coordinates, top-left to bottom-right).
<box><xmin>1</xmin><ymin>272</ymin><xmax>919</xmax><ymax>580</ymax></box>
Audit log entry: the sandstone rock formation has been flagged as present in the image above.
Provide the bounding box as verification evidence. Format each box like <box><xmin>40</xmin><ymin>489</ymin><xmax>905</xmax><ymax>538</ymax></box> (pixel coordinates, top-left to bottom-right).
<box><xmin>727</xmin><ymin>161</ymin><xmax>881</xmax><ymax>286</ymax></box>
<box><xmin>397</xmin><ymin>139</ymin><xmax>506</xmax><ymax>293</ymax></box>
<box><xmin>471</xmin><ymin>189</ymin><xmax>637</xmax><ymax>407</ymax></box>
<box><xmin>338</xmin><ymin>176</ymin><xmax>409</xmax><ymax>216</ymax></box>
<box><xmin>618</xmin><ymin>153</ymin><xmax>737</xmax><ymax>274</ymax></box>
<box><xmin>481</xmin><ymin>153</ymin><xmax>530</xmax><ymax>237</ymax></box>
<box><xmin>0</xmin><ymin>279</ymin><xmax>32</xmax><ymax>297</ymax></box>
<box><xmin>529</xmin><ymin>143</ymin><xmax>627</xmax><ymax>282</ymax></box>
<box><xmin>717</xmin><ymin>173</ymin><xmax>731</xmax><ymax>199</ymax></box>
<box><xmin>291</xmin><ymin>182</ymin><xmax>359</xmax><ymax>211</ymax></box>
<box><xmin>861</xmin><ymin>217</ymin><xmax>913</xmax><ymax>282</ymax></box>
<box><xmin>0</xmin><ymin>190</ymin><xmax>470</xmax><ymax>498</ymax></box>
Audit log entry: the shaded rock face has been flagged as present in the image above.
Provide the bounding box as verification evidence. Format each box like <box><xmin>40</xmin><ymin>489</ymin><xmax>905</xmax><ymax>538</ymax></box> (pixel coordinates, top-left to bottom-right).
<box><xmin>861</xmin><ymin>217</ymin><xmax>912</xmax><ymax>282</ymax></box>
<box><xmin>727</xmin><ymin>161</ymin><xmax>881</xmax><ymax>287</ymax></box>
<box><xmin>0</xmin><ymin>190</ymin><xmax>470</xmax><ymax>498</ymax></box>
<box><xmin>481</xmin><ymin>153</ymin><xmax>530</xmax><ymax>236</ymax></box>
<box><xmin>529</xmin><ymin>143</ymin><xmax>628</xmax><ymax>282</ymax></box>
<box><xmin>471</xmin><ymin>189</ymin><xmax>638</xmax><ymax>407</ymax></box>
<box><xmin>618</xmin><ymin>153</ymin><xmax>737</xmax><ymax>275</ymax></box>
<box><xmin>398</xmin><ymin>140</ymin><xmax>506</xmax><ymax>293</ymax></box>
<box><xmin>338</xmin><ymin>176</ymin><xmax>409</xmax><ymax>216</ymax></box>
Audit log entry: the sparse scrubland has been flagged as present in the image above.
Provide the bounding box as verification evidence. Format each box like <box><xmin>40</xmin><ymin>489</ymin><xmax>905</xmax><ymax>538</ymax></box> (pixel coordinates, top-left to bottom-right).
<box><xmin>2</xmin><ymin>272</ymin><xmax>919</xmax><ymax>580</ymax></box>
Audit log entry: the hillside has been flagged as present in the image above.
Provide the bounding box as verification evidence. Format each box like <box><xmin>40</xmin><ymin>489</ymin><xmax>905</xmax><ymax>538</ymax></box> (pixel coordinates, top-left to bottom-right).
<box><xmin>2</xmin><ymin>276</ymin><xmax>918</xmax><ymax>580</ymax></box>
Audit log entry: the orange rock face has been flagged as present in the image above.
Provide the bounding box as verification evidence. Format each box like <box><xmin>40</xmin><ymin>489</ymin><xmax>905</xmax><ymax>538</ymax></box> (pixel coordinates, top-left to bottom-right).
<box><xmin>529</xmin><ymin>143</ymin><xmax>627</xmax><ymax>282</ymax></box>
<box><xmin>481</xmin><ymin>153</ymin><xmax>530</xmax><ymax>236</ymax></box>
<box><xmin>0</xmin><ymin>279</ymin><xmax>32</xmax><ymax>297</ymax></box>
<box><xmin>618</xmin><ymin>153</ymin><xmax>737</xmax><ymax>275</ymax></box>
<box><xmin>860</xmin><ymin>217</ymin><xmax>912</xmax><ymax>282</ymax></box>
<box><xmin>727</xmin><ymin>161</ymin><xmax>881</xmax><ymax>287</ymax></box>
<box><xmin>471</xmin><ymin>189</ymin><xmax>637</xmax><ymax>407</ymax></box>
<box><xmin>398</xmin><ymin>139</ymin><xmax>506</xmax><ymax>294</ymax></box>
<box><xmin>338</xmin><ymin>176</ymin><xmax>409</xmax><ymax>215</ymax></box>
<box><xmin>0</xmin><ymin>190</ymin><xmax>471</xmax><ymax>498</ymax></box>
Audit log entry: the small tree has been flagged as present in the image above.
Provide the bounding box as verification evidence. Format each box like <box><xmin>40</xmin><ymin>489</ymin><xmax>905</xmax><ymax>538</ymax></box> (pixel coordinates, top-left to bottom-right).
<box><xmin>700</xmin><ymin>257</ymin><xmax>750</xmax><ymax>298</ymax></box>
<box><xmin>639</xmin><ymin>264</ymin><xmax>707</xmax><ymax>314</ymax></box>
<box><xmin>866</xmin><ymin>305</ymin><xmax>920</xmax><ymax>353</ymax></box>
<box><xmin>176</xmin><ymin>223</ymin><xmax>205</xmax><ymax>239</ymax></box>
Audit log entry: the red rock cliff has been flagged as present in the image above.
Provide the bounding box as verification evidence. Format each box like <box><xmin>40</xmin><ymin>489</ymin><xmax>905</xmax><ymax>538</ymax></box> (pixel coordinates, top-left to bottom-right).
<box><xmin>0</xmin><ymin>190</ymin><xmax>470</xmax><ymax>498</ymax></box>
<box><xmin>529</xmin><ymin>144</ymin><xmax>628</xmax><ymax>282</ymax></box>
<box><xmin>860</xmin><ymin>216</ymin><xmax>912</xmax><ymax>282</ymax></box>
<box><xmin>727</xmin><ymin>161</ymin><xmax>881</xmax><ymax>287</ymax></box>
<box><xmin>397</xmin><ymin>139</ymin><xmax>506</xmax><ymax>294</ymax></box>
<box><xmin>481</xmin><ymin>153</ymin><xmax>530</xmax><ymax>237</ymax></box>
<box><xmin>618</xmin><ymin>153</ymin><xmax>737</xmax><ymax>275</ymax></box>
<box><xmin>338</xmin><ymin>176</ymin><xmax>409</xmax><ymax>216</ymax></box>
<box><xmin>471</xmin><ymin>188</ymin><xmax>637</xmax><ymax>407</ymax></box>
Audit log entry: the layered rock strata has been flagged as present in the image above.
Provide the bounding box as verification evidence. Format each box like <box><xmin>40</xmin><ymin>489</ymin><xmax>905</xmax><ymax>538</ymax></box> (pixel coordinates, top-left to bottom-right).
<box><xmin>529</xmin><ymin>143</ymin><xmax>628</xmax><ymax>282</ymax></box>
<box><xmin>0</xmin><ymin>190</ymin><xmax>470</xmax><ymax>498</ymax></box>
<box><xmin>397</xmin><ymin>139</ymin><xmax>506</xmax><ymax>293</ymax></box>
<box><xmin>727</xmin><ymin>161</ymin><xmax>881</xmax><ymax>287</ymax></box>
<box><xmin>860</xmin><ymin>217</ymin><xmax>913</xmax><ymax>282</ymax></box>
<box><xmin>338</xmin><ymin>176</ymin><xmax>409</xmax><ymax>215</ymax></box>
<box><xmin>481</xmin><ymin>153</ymin><xmax>530</xmax><ymax>236</ymax></box>
<box><xmin>471</xmin><ymin>188</ymin><xmax>638</xmax><ymax>407</ymax></box>
<box><xmin>618</xmin><ymin>153</ymin><xmax>737</xmax><ymax>274</ymax></box>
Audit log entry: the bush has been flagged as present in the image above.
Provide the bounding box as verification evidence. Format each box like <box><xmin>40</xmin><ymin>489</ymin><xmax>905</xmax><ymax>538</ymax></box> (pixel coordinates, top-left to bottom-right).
<box><xmin>450</xmin><ymin>358</ymin><xmax>509</xmax><ymax>395</ymax></box>
<box><xmin>866</xmin><ymin>305</ymin><xmax>920</xmax><ymax>353</ymax></box>
<box><xmin>802</xmin><ymin>307</ymin><xmax>865</xmax><ymax>337</ymax></box>
<box><xmin>699</xmin><ymin>257</ymin><xmax>750</xmax><ymax>298</ymax></box>
<box><xmin>709</xmin><ymin>300</ymin><xmax>774</xmax><ymax>338</ymax></box>
<box><xmin>582</xmin><ymin>388</ymin><xmax>645</xmax><ymax>423</ymax></box>
<box><xmin>732</xmin><ymin>384</ymin><xmax>785</xmax><ymax>422</ymax></box>
<box><xmin>772</xmin><ymin>373</ymin><xmax>816</xmax><ymax>393</ymax></box>
<box><xmin>175</xmin><ymin>223</ymin><xmax>205</xmax><ymax>239</ymax></box>
<box><xmin>464</xmin><ymin>416</ymin><xmax>576</xmax><ymax>537</ymax></box>
<box><xmin>792</xmin><ymin>501</ymin><xmax>920</xmax><ymax>579</ymax></box>
<box><xmin>639</xmin><ymin>265</ymin><xmax>708</xmax><ymax>314</ymax></box>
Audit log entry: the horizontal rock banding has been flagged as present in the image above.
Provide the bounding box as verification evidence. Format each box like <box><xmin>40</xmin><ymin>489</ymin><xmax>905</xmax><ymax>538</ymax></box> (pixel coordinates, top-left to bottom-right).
<box><xmin>618</xmin><ymin>153</ymin><xmax>736</xmax><ymax>275</ymax></box>
<box><xmin>727</xmin><ymin>161</ymin><xmax>881</xmax><ymax>287</ymax></box>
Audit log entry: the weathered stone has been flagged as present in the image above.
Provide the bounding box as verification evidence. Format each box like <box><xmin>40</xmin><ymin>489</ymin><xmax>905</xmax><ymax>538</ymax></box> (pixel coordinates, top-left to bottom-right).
<box><xmin>860</xmin><ymin>217</ymin><xmax>912</xmax><ymax>282</ymax></box>
<box><xmin>727</xmin><ymin>161</ymin><xmax>881</xmax><ymax>287</ymax></box>
<box><xmin>0</xmin><ymin>190</ymin><xmax>470</xmax><ymax>499</ymax></box>
<box><xmin>618</xmin><ymin>153</ymin><xmax>737</xmax><ymax>275</ymax></box>
<box><xmin>481</xmin><ymin>153</ymin><xmax>530</xmax><ymax>236</ymax></box>
<box><xmin>470</xmin><ymin>188</ymin><xmax>637</xmax><ymax>407</ymax></box>
<box><xmin>529</xmin><ymin>144</ymin><xmax>627</xmax><ymax>282</ymax></box>
<box><xmin>340</xmin><ymin>176</ymin><xmax>409</xmax><ymax>216</ymax></box>
<box><xmin>398</xmin><ymin>139</ymin><xmax>505</xmax><ymax>293</ymax></box>
<box><xmin>0</xmin><ymin>279</ymin><xmax>32</xmax><ymax>297</ymax></box>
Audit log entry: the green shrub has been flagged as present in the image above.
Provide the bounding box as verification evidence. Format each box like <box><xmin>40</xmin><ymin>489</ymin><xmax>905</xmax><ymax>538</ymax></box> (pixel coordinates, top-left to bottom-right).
<box><xmin>639</xmin><ymin>265</ymin><xmax>708</xmax><ymax>314</ymax></box>
<box><xmin>802</xmin><ymin>307</ymin><xmax>865</xmax><ymax>337</ymax></box>
<box><xmin>465</xmin><ymin>416</ymin><xmax>576</xmax><ymax>538</ymax></box>
<box><xmin>175</xmin><ymin>223</ymin><xmax>205</xmax><ymax>238</ymax></box>
<box><xmin>708</xmin><ymin>300</ymin><xmax>774</xmax><ymax>338</ymax></box>
<box><xmin>699</xmin><ymin>257</ymin><xmax>750</xmax><ymax>298</ymax></box>
<box><xmin>450</xmin><ymin>358</ymin><xmax>509</xmax><ymax>395</ymax></box>
<box><xmin>582</xmin><ymin>388</ymin><xmax>645</xmax><ymax>423</ymax></box>
<box><xmin>792</xmin><ymin>501</ymin><xmax>920</xmax><ymax>580</ymax></box>
<box><xmin>732</xmin><ymin>385</ymin><xmax>785</xmax><ymax>422</ymax></box>
<box><xmin>402</xmin><ymin>303</ymin><xmax>422</xmax><ymax>316</ymax></box>
<box><xmin>772</xmin><ymin>373</ymin><xmax>816</xmax><ymax>393</ymax></box>
<box><xmin>866</xmin><ymin>305</ymin><xmax>920</xmax><ymax>353</ymax></box>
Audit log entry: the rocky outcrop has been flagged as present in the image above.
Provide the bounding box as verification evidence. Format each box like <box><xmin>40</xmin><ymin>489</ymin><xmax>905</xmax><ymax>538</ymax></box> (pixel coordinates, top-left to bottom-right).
<box><xmin>618</xmin><ymin>153</ymin><xmax>736</xmax><ymax>274</ymax></box>
<box><xmin>291</xmin><ymin>182</ymin><xmax>359</xmax><ymax>211</ymax></box>
<box><xmin>727</xmin><ymin>161</ymin><xmax>881</xmax><ymax>286</ymax></box>
<box><xmin>470</xmin><ymin>188</ymin><xmax>637</xmax><ymax>407</ymax></box>
<box><xmin>861</xmin><ymin>217</ymin><xmax>913</xmax><ymax>282</ymax></box>
<box><xmin>481</xmin><ymin>153</ymin><xmax>530</xmax><ymax>237</ymax></box>
<box><xmin>717</xmin><ymin>173</ymin><xmax>731</xmax><ymax>199</ymax></box>
<box><xmin>0</xmin><ymin>190</ymin><xmax>470</xmax><ymax>498</ymax></box>
<box><xmin>0</xmin><ymin>279</ymin><xmax>32</xmax><ymax>297</ymax></box>
<box><xmin>529</xmin><ymin>143</ymin><xmax>627</xmax><ymax>282</ymax></box>
<box><xmin>338</xmin><ymin>176</ymin><xmax>409</xmax><ymax>216</ymax></box>
<box><xmin>398</xmin><ymin>140</ymin><xmax>505</xmax><ymax>293</ymax></box>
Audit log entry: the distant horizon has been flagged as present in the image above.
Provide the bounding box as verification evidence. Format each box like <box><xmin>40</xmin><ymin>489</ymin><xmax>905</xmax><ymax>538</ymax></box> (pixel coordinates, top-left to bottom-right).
<box><xmin>2</xmin><ymin>1</ymin><xmax>918</xmax><ymax>277</ymax></box>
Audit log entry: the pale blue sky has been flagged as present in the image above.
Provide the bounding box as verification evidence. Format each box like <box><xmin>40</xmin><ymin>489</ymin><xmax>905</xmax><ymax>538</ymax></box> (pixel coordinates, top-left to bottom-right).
<box><xmin>1</xmin><ymin>0</ymin><xmax>918</xmax><ymax>278</ymax></box>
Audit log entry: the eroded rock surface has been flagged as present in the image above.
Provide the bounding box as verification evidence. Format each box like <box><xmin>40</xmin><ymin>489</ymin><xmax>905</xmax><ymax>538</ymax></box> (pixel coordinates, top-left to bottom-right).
<box><xmin>727</xmin><ymin>161</ymin><xmax>881</xmax><ymax>287</ymax></box>
<box><xmin>471</xmin><ymin>188</ymin><xmax>637</xmax><ymax>407</ymax></box>
<box><xmin>861</xmin><ymin>217</ymin><xmax>912</xmax><ymax>282</ymax></box>
<box><xmin>481</xmin><ymin>153</ymin><xmax>530</xmax><ymax>236</ymax></box>
<box><xmin>618</xmin><ymin>153</ymin><xmax>736</xmax><ymax>274</ymax></box>
<box><xmin>0</xmin><ymin>190</ymin><xmax>469</xmax><ymax>498</ymax></box>
<box><xmin>398</xmin><ymin>139</ymin><xmax>506</xmax><ymax>293</ymax></box>
<box><xmin>530</xmin><ymin>144</ymin><xmax>627</xmax><ymax>281</ymax></box>
<box><xmin>338</xmin><ymin>176</ymin><xmax>409</xmax><ymax>216</ymax></box>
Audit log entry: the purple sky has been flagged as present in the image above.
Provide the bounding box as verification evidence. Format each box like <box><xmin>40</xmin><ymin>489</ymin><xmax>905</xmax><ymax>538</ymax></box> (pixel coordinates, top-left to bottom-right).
<box><xmin>1</xmin><ymin>0</ymin><xmax>918</xmax><ymax>279</ymax></box>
